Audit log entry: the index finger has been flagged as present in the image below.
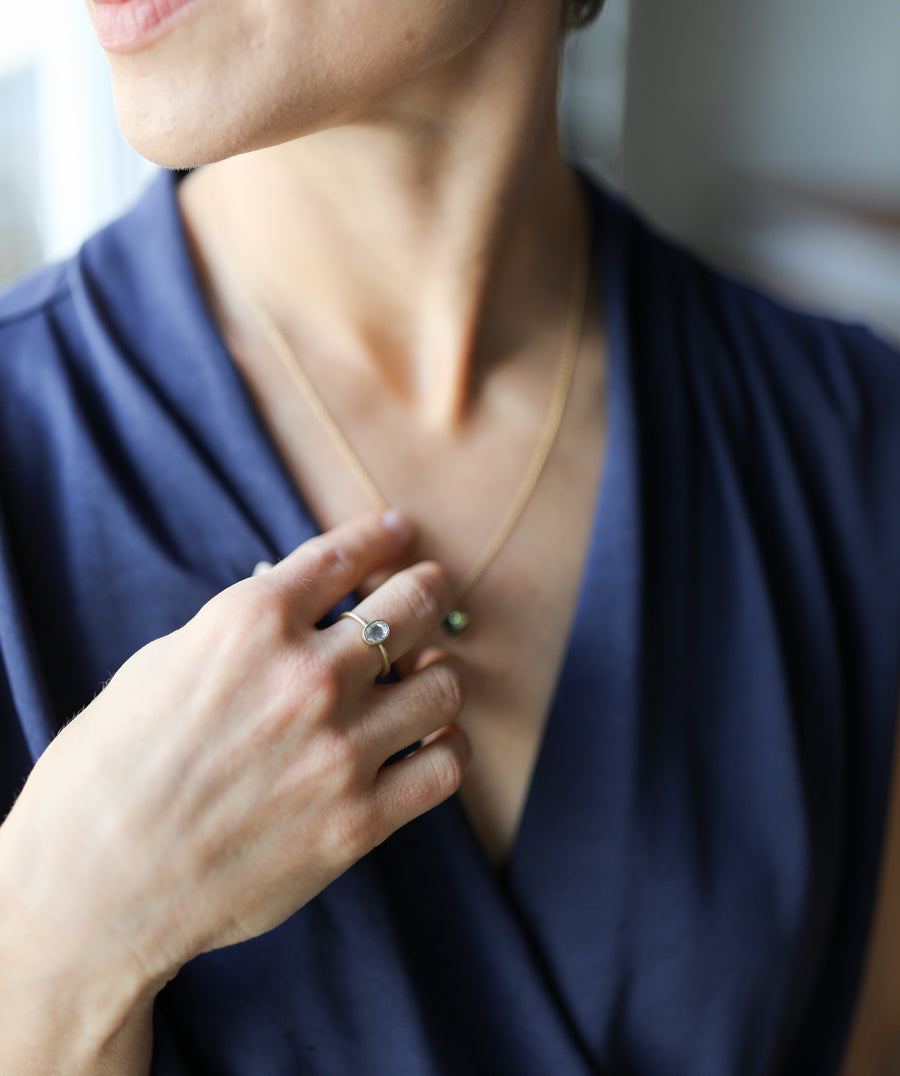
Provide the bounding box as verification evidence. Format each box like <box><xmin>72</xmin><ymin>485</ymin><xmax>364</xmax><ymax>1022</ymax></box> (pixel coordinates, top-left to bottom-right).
<box><xmin>261</xmin><ymin>510</ymin><xmax>415</xmax><ymax>623</ymax></box>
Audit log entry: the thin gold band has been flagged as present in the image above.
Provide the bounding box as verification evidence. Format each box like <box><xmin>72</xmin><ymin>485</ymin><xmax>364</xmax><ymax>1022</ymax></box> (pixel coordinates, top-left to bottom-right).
<box><xmin>338</xmin><ymin>611</ymin><xmax>391</xmax><ymax>678</ymax></box>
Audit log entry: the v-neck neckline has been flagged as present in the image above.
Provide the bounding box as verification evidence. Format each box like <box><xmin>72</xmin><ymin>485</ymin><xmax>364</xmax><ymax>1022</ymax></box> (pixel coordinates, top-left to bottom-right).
<box><xmin>443</xmin><ymin>180</ymin><xmax>637</xmax><ymax>883</ymax></box>
<box><xmin>153</xmin><ymin>168</ymin><xmax>635</xmax><ymax>880</ymax></box>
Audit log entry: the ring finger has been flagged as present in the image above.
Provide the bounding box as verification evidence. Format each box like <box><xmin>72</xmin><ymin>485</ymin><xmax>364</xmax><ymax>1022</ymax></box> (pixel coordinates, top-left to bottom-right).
<box><xmin>327</xmin><ymin>560</ymin><xmax>454</xmax><ymax>682</ymax></box>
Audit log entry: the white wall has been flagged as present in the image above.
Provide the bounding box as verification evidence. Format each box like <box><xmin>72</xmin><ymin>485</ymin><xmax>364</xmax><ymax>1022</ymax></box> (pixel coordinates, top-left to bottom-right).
<box><xmin>0</xmin><ymin>0</ymin><xmax>154</xmax><ymax>282</ymax></box>
<box><xmin>561</xmin><ymin>0</ymin><xmax>632</xmax><ymax>186</ymax></box>
<box><xmin>36</xmin><ymin>0</ymin><xmax>155</xmax><ymax>263</ymax></box>
<box><xmin>622</xmin><ymin>0</ymin><xmax>900</xmax><ymax>337</ymax></box>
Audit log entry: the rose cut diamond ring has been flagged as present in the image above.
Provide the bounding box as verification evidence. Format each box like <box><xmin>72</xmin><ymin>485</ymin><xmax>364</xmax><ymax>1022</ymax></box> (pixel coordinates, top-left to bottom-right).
<box><xmin>338</xmin><ymin>611</ymin><xmax>392</xmax><ymax>678</ymax></box>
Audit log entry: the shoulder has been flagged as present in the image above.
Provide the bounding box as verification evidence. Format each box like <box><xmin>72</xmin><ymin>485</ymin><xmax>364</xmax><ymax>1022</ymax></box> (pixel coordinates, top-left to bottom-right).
<box><xmin>0</xmin><ymin>169</ymin><xmax>189</xmax><ymax>414</ymax></box>
<box><xmin>0</xmin><ymin>171</ymin><xmax>198</xmax><ymax>506</ymax></box>
<box><xmin>587</xmin><ymin>175</ymin><xmax>900</xmax><ymax>455</ymax></box>
<box><xmin>586</xmin><ymin>180</ymin><xmax>900</xmax><ymax>1073</ymax></box>
<box><xmin>0</xmin><ymin>258</ymin><xmax>77</xmax><ymax>392</ymax></box>
<box><xmin>588</xmin><ymin>170</ymin><xmax>900</xmax><ymax>667</ymax></box>
<box><xmin>0</xmin><ymin>168</ymin><xmax>182</xmax><ymax>353</ymax></box>
<box><xmin>0</xmin><ymin>262</ymin><xmax>70</xmax><ymax>328</ymax></box>
<box><xmin>0</xmin><ymin>260</ymin><xmax>81</xmax><ymax>458</ymax></box>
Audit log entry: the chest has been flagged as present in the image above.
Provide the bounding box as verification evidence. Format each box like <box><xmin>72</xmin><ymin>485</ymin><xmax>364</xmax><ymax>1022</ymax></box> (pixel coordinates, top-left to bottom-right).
<box><xmin>10</xmin><ymin>328</ymin><xmax>870</xmax><ymax>1076</ymax></box>
<box><xmin>219</xmin><ymin>307</ymin><xmax>611</xmax><ymax>864</ymax></box>
<box><xmin>429</xmin><ymin>454</ymin><xmax>605</xmax><ymax>866</ymax></box>
<box><xmin>103</xmin><ymin>296</ymin><xmax>862</xmax><ymax>1074</ymax></box>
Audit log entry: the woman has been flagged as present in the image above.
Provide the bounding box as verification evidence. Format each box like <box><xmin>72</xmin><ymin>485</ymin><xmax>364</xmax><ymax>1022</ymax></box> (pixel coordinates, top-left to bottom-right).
<box><xmin>1</xmin><ymin>1</ymin><xmax>899</xmax><ymax>1072</ymax></box>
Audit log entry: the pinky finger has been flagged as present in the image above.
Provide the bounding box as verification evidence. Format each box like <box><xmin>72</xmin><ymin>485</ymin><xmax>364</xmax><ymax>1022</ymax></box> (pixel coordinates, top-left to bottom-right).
<box><xmin>373</xmin><ymin>725</ymin><xmax>471</xmax><ymax>832</ymax></box>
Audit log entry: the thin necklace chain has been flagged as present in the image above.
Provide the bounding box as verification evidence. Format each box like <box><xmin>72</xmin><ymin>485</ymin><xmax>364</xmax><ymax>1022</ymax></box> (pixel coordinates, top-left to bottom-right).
<box><xmin>232</xmin><ymin>209</ymin><xmax>592</xmax><ymax>630</ymax></box>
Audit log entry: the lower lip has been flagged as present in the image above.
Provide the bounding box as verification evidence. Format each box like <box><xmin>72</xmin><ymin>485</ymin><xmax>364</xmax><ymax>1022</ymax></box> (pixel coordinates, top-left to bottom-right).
<box><xmin>91</xmin><ymin>0</ymin><xmax>200</xmax><ymax>53</ymax></box>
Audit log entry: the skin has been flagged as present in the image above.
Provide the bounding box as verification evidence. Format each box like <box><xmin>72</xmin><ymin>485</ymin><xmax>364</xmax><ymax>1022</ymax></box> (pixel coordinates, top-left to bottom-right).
<box><xmin>0</xmin><ymin>1</ymin><xmax>602</xmax><ymax>1072</ymax></box>
<box><xmin>147</xmin><ymin>0</ymin><xmax>606</xmax><ymax>868</ymax></box>
<box><xmin>104</xmin><ymin>0</ymin><xmax>584</xmax><ymax>427</ymax></box>
<box><xmin>2</xmin><ymin>0</ymin><xmax>895</xmax><ymax>1072</ymax></box>
<box><xmin>161</xmin><ymin>0</ymin><xmax>608</xmax><ymax>872</ymax></box>
<box><xmin>0</xmin><ymin>513</ymin><xmax>471</xmax><ymax>1072</ymax></box>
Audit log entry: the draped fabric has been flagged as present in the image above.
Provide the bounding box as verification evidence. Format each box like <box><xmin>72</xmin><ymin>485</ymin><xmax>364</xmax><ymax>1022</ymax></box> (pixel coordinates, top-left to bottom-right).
<box><xmin>1</xmin><ymin>171</ymin><xmax>899</xmax><ymax>1074</ymax></box>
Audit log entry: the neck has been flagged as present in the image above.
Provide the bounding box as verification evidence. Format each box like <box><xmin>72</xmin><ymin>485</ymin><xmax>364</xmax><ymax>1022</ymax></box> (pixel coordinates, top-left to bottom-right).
<box><xmin>179</xmin><ymin>4</ymin><xmax>587</xmax><ymax>429</ymax></box>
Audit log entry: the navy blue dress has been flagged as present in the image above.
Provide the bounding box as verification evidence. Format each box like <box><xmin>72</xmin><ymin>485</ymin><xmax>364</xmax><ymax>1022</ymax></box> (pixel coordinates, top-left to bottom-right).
<box><xmin>1</xmin><ymin>171</ymin><xmax>900</xmax><ymax>1074</ymax></box>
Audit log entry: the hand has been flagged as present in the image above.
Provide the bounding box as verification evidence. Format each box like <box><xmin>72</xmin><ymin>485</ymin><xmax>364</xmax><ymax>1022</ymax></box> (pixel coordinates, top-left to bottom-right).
<box><xmin>0</xmin><ymin>511</ymin><xmax>469</xmax><ymax>1004</ymax></box>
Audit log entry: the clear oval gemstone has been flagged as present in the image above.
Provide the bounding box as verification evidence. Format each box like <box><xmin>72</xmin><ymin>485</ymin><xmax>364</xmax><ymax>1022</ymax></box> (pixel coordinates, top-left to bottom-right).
<box><xmin>363</xmin><ymin>620</ymin><xmax>390</xmax><ymax>645</ymax></box>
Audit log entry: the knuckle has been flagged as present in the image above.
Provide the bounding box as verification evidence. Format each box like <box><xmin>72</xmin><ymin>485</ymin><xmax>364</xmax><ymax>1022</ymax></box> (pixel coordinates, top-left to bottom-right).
<box><xmin>292</xmin><ymin>655</ymin><xmax>343</xmax><ymax>715</ymax></box>
<box><xmin>282</xmin><ymin>636</ymin><xmax>346</xmax><ymax>714</ymax></box>
<box><xmin>195</xmin><ymin>581</ymin><xmax>247</xmax><ymax>630</ymax></box>
<box><xmin>302</xmin><ymin>538</ymin><xmax>351</xmax><ymax>580</ymax></box>
<box><xmin>425</xmin><ymin>664</ymin><xmax>465</xmax><ymax>716</ymax></box>
<box><xmin>397</xmin><ymin>563</ymin><xmax>450</xmax><ymax>624</ymax></box>
<box><xmin>202</xmin><ymin>582</ymin><xmax>294</xmax><ymax>647</ymax></box>
<box><xmin>425</xmin><ymin>744</ymin><xmax>466</xmax><ymax>798</ymax></box>
<box><xmin>418</xmin><ymin>561</ymin><xmax>454</xmax><ymax>608</ymax></box>
<box><xmin>252</xmin><ymin>652</ymin><xmax>344</xmax><ymax>742</ymax></box>
<box><xmin>235</xmin><ymin>663</ymin><xmax>335</xmax><ymax>751</ymax></box>
<box><xmin>251</xmin><ymin>597</ymin><xmax>296</xmax><ymax>643</ymax></box>
<box><xmin>323</xmin><ymin>793</ymin><xmax>378</xmax><ymax>860</ymax></box>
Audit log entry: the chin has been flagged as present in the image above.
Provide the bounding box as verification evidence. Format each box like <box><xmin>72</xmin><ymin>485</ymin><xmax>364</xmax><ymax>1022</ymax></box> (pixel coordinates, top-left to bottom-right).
<box><xmin>101</xmin><ymin>0</ymin><xmax>510</xmax><ymax>168</ymax></box>
<box><xmin>116</xmin><ymin>110</ymin><xmax>249</xmax><ymax>171</ymax></box>
<box><xmin>110</xmin><ymin>77</ymin><xmax>241</xmax><ymax>167</ymax></box>
<box><xmin>110</xmin><ymin>72</ymin><xmax>316</xmax><ymax>170</ymax></box>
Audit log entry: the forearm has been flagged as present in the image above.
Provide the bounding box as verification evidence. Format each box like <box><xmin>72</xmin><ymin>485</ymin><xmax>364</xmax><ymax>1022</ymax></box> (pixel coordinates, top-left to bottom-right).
<box><xmin>0</xmin><ymin>812</ymin><xmax>159</xmax><ymax>1076</ymax></box>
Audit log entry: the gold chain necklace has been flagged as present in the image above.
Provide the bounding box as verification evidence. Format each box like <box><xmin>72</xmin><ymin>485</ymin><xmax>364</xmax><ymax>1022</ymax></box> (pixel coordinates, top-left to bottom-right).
<box><xmin>232</xmin><ymin>217</ymin><xmax>592</xmax><ymax>635</ymax></box>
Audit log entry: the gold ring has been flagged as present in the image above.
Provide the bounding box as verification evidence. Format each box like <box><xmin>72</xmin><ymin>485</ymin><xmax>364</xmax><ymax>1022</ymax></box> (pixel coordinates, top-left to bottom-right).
<box><xmin>338</xmin><ymin>611</ymin><xmax>391</xmax><ymax>678</ymax></box>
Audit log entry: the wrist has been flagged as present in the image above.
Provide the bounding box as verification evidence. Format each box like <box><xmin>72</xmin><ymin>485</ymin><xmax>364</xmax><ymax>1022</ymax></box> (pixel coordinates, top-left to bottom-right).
<box><xmin>0</xmin><ymin>808</ymin><xmax>166</xmax><ymax>1071</ymax></box>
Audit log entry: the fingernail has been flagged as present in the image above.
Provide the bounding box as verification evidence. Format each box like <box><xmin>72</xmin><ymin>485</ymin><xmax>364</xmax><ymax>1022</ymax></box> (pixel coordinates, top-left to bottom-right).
<box><xmin>381</xmin><ymin>508</ymin><xmax>414</xmax><ymax>544</ymax></box>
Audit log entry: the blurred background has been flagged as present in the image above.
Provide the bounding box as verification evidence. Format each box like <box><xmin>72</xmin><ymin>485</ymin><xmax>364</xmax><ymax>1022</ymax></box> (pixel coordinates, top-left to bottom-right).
<box><xmin>2</xmin><ymin>0</ymin><xmax>898</xmax><ymax>340</ymax></box>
